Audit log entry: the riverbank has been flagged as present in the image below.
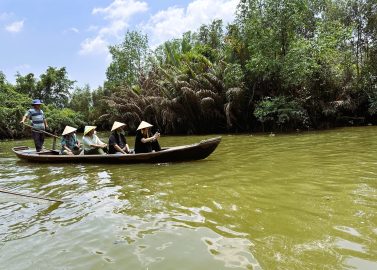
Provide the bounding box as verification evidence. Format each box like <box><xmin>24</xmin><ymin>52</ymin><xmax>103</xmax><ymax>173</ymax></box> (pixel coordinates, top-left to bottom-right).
<box><xmin>2</xmin><ymin>122</ymin><xmax>374</xmax><ymax>142</ymax></box>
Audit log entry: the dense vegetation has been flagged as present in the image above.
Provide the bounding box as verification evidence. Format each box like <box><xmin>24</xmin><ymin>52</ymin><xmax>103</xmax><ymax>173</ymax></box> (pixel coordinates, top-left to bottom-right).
<box><xmin>1</xmin><ymin>0</ymin><xmax>376</xmax><ymax>139</ymax></box>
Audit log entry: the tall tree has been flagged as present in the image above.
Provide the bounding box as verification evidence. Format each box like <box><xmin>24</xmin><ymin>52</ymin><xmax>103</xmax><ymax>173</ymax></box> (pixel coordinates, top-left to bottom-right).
<box><xmin>69</xmin><ymin>84</ymin><xmax>93</xmax><ymax>119</ymax></box>
<box><xmin>0</xmin><ymin>71</ymin><xmax>6</xmax><ymax>85</ymax></box>
<box><xmin>105</xmin><ymin>31</ymin><xmax>149</xmax><ymax>89</ymax></box>
<box><xmin>37</xmin><ymin>67</ymin><xmax>75</xmax><ymax>108</ymax></box>
<box><xmin>0</xmin><ymin>72</ymin><xmax>31</xmax><ymax>138</ymax></box>
<box><xmin>15</xmin><ymin>72</ymin><xmax>37</xmax><ymax>97</ymax></box>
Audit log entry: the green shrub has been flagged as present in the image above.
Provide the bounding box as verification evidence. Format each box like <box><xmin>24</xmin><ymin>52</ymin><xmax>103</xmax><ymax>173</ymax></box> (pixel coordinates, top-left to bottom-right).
<box><xmin>45</xmin><ymin>106</ymin><xmax>86</xmax><ymax>134</ymax></box>
<box><xmin>254</xmin><ymin>96</ymin><xmax>309</xmax><ymax>131</ymax></box>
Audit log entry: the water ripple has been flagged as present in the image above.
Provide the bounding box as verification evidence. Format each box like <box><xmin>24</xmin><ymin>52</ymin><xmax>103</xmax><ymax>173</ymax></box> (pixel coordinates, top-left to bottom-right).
<box><xmin>1</xmin><ymin>129</ymin><xmax>377</xmax><ymax>269</ymax></box>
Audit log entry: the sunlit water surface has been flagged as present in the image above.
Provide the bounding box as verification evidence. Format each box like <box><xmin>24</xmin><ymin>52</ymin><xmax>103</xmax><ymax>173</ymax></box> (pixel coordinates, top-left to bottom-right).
<box><xmin>0</xmin><ymin>127</ymin><xmax>376</xmax><ymax>269</ymax></box>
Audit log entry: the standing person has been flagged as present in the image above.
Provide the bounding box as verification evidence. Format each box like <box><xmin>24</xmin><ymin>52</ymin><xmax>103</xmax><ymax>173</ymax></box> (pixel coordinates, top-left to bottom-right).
<box><xmin>134</xmin><ymin>121</ymin><xmax>161</xmax><ymax>154</ymax></box>
<box><xmin>20</xmin><ymin>99</ymin><xmax>48</xmax><ymax>152</ymax></box>
<box><xmin>82</xmin><ymin>126</ymin><xmax>107</xmax><ymax>155</ymax></box>
<box><xmin>60</xmin><ymin>126</ymin><xmax>81</xmax><ymax>155</ymax></box>
<box><xmin>108</xmin><ymin>121</ymin><xmax>130</xmax><ymax>154</ymax></box>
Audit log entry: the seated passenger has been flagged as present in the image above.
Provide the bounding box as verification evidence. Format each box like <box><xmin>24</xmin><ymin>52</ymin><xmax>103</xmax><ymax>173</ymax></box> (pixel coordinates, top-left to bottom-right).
<box><xmin>61</xmin><ymin>126</ymin><xmax>81</xmax><ymax>155</ymax></box>
<box><xmin>134</xmin><ymin>121</ymin><xmax>161</xmax><ymax>154</ymax></box>
<box><xmin>108</xmin><ymin>121</ymin><xmax>130</xmax><ymax>154</ymax></box>
<box><xmin>82</xmin><ymin>126</ymin><xmax>107</xmax><ymax>155</ymax></box>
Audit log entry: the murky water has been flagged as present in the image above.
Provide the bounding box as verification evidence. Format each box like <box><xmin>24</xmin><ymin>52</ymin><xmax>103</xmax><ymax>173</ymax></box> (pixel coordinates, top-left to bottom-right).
<box><xmin>0</xmin><ymin>127</ymin><xmax>376</xmax><ymax>269</ymax></box>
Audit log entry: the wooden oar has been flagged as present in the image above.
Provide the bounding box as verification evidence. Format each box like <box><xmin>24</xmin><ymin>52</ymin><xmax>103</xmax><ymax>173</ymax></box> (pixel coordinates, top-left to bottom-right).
<box><xmin>22</xmin><ymin>123</ymin><xmax>59</xmax><ymax>138</ymax></box>
<box><xmin>0</xmin><ymin>188</ymin><xmax>64</xmax><ymax>203</ymax></box>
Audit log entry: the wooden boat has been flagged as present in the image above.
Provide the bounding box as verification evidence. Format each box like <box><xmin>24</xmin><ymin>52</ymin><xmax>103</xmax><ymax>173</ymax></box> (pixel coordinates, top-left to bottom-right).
<box><xmin>12</xmin><ymin>137</ymin><xmax>221</xmax><ymax>163</ymax></box>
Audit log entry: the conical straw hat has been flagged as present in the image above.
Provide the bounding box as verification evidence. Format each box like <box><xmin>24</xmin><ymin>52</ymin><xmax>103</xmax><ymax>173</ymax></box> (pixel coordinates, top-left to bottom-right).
<box><xmin>83</xmin><ymin>126</ymin><xmax>96</xmax><ymax>135</ymax></box>
<box><xmin>137</xmin><ymin>121</ymin><xmax>153</xmax><ymax>131</ymax></box>
<box><xmin>111</xmin><ymin>121</ymin><xmax>126</xmax><ymax>131</ymax></box>
<box><xmin>62</xmin><ymin>126</ymin><xmax>77</xmax><ymax>136</ymax></box>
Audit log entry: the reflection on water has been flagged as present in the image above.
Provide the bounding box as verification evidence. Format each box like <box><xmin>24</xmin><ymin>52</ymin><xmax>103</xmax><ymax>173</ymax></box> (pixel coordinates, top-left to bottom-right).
<box><xmin>0</xmin><ymin>128</ymin><xmax>377</xmax><ymax>269</ymax></box>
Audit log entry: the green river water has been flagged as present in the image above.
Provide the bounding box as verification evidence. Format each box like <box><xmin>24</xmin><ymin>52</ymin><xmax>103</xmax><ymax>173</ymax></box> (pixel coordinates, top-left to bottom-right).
<box><xmin>0</xmin><ymin>127</ymin><xmax>376</xmax><ymax>269</ymax></box>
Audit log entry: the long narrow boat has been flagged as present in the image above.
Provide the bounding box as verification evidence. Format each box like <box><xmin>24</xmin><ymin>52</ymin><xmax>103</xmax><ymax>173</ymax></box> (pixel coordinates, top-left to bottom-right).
<box><xmin>12</xmin><ymin>137</ymin><xmax>221</xmax><ymax>164</ymax></box>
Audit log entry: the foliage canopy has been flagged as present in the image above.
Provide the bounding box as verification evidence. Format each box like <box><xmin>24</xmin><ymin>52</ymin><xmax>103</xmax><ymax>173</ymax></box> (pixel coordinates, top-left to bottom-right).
<box><xmin>1</xmin><ymin>0</ymin><xmax>377</xmax><ymax>139</ymax></box>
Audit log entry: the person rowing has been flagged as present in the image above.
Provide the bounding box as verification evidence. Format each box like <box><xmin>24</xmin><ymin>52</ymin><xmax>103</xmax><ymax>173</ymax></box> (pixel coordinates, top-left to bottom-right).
<box><xmin>108</xmin><ymin>121</ymin><xmax>130</xmax><ymax>154</ymax></box>
<box><xmin>20</xmin><ymin>99</ymin><xmax>49</xmax><ymax>152</ymax></box>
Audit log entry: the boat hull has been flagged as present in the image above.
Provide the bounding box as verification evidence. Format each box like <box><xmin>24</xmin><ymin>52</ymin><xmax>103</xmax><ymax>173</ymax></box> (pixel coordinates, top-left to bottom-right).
<box><xmin>12</xmin><ymin>137</ymin><xmax>221</xmax><ymax>164</ymax></box>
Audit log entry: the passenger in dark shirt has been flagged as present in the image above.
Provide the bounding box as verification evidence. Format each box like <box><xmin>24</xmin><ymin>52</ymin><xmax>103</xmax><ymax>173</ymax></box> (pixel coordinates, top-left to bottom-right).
<box><xmin>134</xmin><ymin>121</ymin><xmax>161</xmax><ymax>154</ymax></box>
<box><xmin>108</xmin><ymin>121</ymin><xmax>130</xmax><ymax>154</ymax></box>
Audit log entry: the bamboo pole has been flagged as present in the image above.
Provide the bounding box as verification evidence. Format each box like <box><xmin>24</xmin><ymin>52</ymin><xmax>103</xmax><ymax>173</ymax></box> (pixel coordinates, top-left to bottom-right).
<box><xmin>0</xmin><ymin>188</ymin><xmax>64</xmax><ymax>203</ymax></box>
<box><xmin>22</xmin><ymin>123</ymin><xmax>59</xmax><ymax>138</ymax></box>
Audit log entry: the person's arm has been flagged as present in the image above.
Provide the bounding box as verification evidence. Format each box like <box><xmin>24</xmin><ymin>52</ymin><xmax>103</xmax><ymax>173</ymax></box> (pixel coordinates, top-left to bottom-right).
<box><xmin>114</xmin><ymin>144</ymin><xmax>127</xmax><ymax>154</ymax></box>
<box><xmin>125</xmin><ymin>144</ymin><xmax>130</xmax><ymax>153</ymax></box>
<box><xmin>141</xmin><ymin>135</ymin><xmax>157</xmax><ymax>143</ymax></box>
<box><xmin>20</xmin><ymin>111</ymin><xmax>30</xmax><ymax>123</ymax></box>
<box><xmin>44</xmin><ymin>119</ymin><xmax>48</xmax><ymax>129</ymax></box>
<box><xmin>83</xmin><ymin>136</ymin><xmax>99</xmax><ymax>148</ymax></box>
<box><xmin>141</xmin><ymin>132</ymin><xmax>160</xmax><ymax>143</ymax></box>
<box><xmin>63</xmin><ymin>145</ymin><xmax>73</xmax><ymax>154</ymax></box>
<box><xmin>74</xmin><ymin>135</ymin><xmax>80</xmax><ymax>146</ymax></box>
<box><xmin>121</xmin><ymin>134</ymin><xmax>130</xmax><ymax>153</ymax></box>
<box><xmin>94</xmin><ymin>135</ymin><xmax>107</xmax><ymax>148</ymax></box>
<box><xmin>91</xmin><ymin>142</ymin><xmax>106</xmax><ymax>148</ymax></box>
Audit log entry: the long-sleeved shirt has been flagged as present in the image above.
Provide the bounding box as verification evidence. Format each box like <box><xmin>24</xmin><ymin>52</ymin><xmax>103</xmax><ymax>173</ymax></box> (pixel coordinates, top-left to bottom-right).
<box><xmin>82</xmin><ymin>134</ymin><xmax>105</xmax><ymax>151</ymax></box>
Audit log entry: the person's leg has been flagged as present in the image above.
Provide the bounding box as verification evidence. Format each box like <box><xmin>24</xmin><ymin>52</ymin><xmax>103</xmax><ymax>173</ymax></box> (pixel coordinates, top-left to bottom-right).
<box><xmin>84</xmin><ymin>148</ymin><xmax>105</xmax><ymax>155</ymax></box>
<box><xmin>61</xmin><ymin>149</ymin><xmax>72</xmax><ymax>155</ymax></box>
<box><xmin>151</xmin><ymin>140</ymin><xmax>161</xmax><ymax>152</ymax></box>
<box><xmin>31</xmin><ymin>131</ymin><xmax>38</xmax><ymax>151</ymax></box>
<box><xmin>32</xmin><ymin>131</ymin><xmax>43</xmax><ymax>152</ymax></box>
<box><xmin>84</xmin><ymin>149</ymin><xmax>97</xmax><ymax>155</ymax></box>
<box><xmin>72</xmin><ymin>148</ymin><xmax>82</xmax><ymax>155</ymax></box>
<box><xmin>40</xmin><ymin>133</ymin><xmax>45</xmax><ymax>150</ymax></box>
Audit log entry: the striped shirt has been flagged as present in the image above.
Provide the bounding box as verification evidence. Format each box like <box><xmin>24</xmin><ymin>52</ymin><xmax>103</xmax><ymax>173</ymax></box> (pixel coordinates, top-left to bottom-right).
<box><xmin>25</xmin><ymin>108</ymin><xmax>45</xmax><ymax>130</ymax></box>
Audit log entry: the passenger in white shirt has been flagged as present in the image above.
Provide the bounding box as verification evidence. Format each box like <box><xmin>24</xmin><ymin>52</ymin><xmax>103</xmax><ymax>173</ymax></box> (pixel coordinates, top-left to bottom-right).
<box><xmin>82</xmin><ymin>126</ymin><xmax>107</xmax><ymax>155</ymax></box>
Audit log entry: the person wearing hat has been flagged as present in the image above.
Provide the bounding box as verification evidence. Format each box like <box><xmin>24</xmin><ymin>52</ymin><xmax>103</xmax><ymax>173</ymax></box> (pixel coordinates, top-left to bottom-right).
<box><xmin>60</xmin><ymin>126</ymin><xmax>81</xmax><ymax>155</ymax></box>
<box><xmin>134</xmin><ymin>121</ymin><xmax>161</xmax><ymax>154</ymax></box>
<box><xmin>82</xmin><ymin>126</ymin><xmax>107</xmax><ymax>155</ymax></box>
<box><xmin>108</xmin><ymin>121</ymin><xmax>130</xmax><ymax>154</ymax></box>
<box><xmin>20</xmin><ymin>99</ymin><xmax>48</xmax><ymax>152</ymax></box>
